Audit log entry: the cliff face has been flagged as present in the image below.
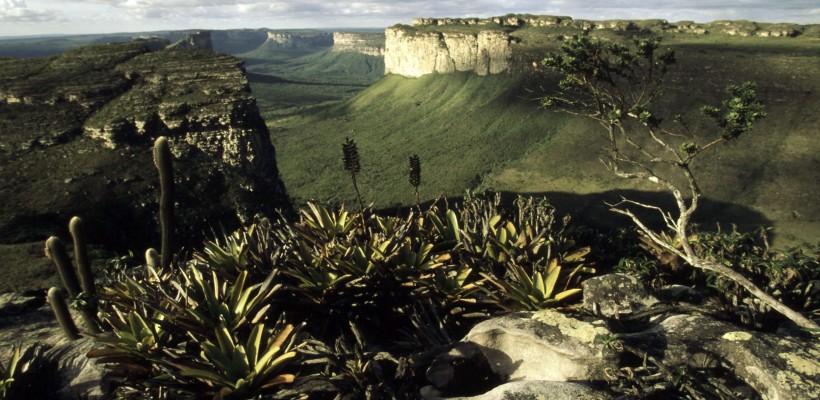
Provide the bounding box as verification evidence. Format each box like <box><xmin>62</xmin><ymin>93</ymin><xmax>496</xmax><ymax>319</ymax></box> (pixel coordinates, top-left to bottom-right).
<box><xmin>385</xmin><ymin>15</ymin><xmax>818</xmax><ymax>78</ymax></box>
<box><xmin>0</xmin><ymin>38</ymin><xmax>289</xmax><ymax>250</ymax></box>
<box><xmin>211</xmin><ymin>29</ymin><xmax>269</xmax><ymax>54</ymax></box>
<box><xmin>332</xmin><ymin>32</ymin><xmax>385</xmax><ymax>57</ymax></box>
<box><xmin>264</xmin><ymin>31</ymin><xmax>333</xmax><ymax>49</ymax></box>
<box><xmin>166</xmin><ymin>31</ymin><xmax>213</xmax><ymax>50</ymax></box>
<box><xmin>384</xmin><ymin>28</ymin><xmax>512</xmax><ymax>77</ymax></box>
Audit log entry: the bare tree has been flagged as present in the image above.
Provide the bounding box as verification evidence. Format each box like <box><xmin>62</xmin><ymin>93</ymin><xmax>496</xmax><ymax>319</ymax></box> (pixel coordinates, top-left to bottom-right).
<box><xmin>541</xmin><ymin>33</ymin><xmax>818</xmax><ymax>330</ymax></box>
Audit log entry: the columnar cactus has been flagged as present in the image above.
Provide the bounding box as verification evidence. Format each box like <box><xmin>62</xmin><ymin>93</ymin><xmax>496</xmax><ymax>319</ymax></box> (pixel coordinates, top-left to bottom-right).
<box><xmin>145</xmin><ymin>248</ymin><xmax>161</xmax><ymax>269</ymax></box>
<box><xmin>47</xmin><ymin>287</ymin><xmax>80</xmax><ymax>341</ymax></box>
<box><xmin>69</xmin><ymin>216</ymin><xmax>95</xmax><ymax>297</ymax></box>
<box><xmin>46</xmin><ymin>229</ymin><xmax>101</xmax><ymax>334</ymax></box>
<box><xmin>45</xmin><ymin>236</ymin><xmax>81</xmax><ymax>298</ymax></box>
<box><xmin>153</xmin><ymin>136</ymin><xmax>175</xmax><ymax>269</ymax></box>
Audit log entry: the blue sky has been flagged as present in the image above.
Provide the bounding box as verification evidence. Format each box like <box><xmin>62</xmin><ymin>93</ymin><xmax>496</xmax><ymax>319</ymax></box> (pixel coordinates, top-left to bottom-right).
<box><xmin>2</xmin><ymin>0</ymin><xmax>818</xmax><ymax>37</ymax></box>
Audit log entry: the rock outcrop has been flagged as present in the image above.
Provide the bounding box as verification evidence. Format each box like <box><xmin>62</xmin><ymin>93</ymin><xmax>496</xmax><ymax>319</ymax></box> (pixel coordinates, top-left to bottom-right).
<box><xmin>210</xmin><ymin>29</ymin><xmax>270</xmax><ymax>54</ymax></box>
<box><xmin>423</xmin><ymin>274</ymin><xmax>818</xmax><ymax>400</ymax></box>
<box><xmin>166</xmin><ymin>30</ymin><xmax>213</xmax><ymax>50</ymax></box>
<box><xmin>385</xmin><ymin>15</ymin><xmax>818</xmax><ymax>78</ymax></box>
<box><xmin>0</xmin><ymin>38</ymin><xmax>289</xmax><ymax>287</ymax></box>
<box><xmin>411</xmin><ymin>15</ymin><xmax>570</xmax><ymax>28</ymax></box>
<box><xmin>263</xmin><ymin>31</ymin><xmax>333</xmax><ymax>49</ymax></box>
<box><xmin>462</xmin><ymin>310</ymin><xmax>616</xmax><ymax>382</ymax></box>
<box><xmin>332</xmin><ymin>32</ymin><xmax>385</xmax><ymax>57</ymax></box>
<box><xmin>384</xmin><ymin>27</ymin><xmax>513</xmax><ymax>77</ymax></box>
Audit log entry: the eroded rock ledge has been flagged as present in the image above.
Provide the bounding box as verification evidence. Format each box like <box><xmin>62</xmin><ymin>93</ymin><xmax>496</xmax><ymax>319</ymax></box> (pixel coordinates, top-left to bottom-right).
<box><xmin>0</xmin><ymin>34</ymin><xmax>289</xmax><ymax>259</ymax></box>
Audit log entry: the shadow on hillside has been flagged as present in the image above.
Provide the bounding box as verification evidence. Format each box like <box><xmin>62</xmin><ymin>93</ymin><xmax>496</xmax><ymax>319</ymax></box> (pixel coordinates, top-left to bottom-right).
<box><xmin>246</xmin><ymin>72</ymin><xmax>371</xmax><ymax>88</ymax></box>
<box><xmin>385</xmin><ymin>189</ymin><xmax>774</xmax><ymax>240</ymax></box>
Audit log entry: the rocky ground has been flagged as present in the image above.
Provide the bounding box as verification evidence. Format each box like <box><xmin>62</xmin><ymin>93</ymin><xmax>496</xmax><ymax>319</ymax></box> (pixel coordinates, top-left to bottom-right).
<box><xmin>0</xmin><ymin>35</ymin><xmax>289</xmax><ymax>293</ymax></box>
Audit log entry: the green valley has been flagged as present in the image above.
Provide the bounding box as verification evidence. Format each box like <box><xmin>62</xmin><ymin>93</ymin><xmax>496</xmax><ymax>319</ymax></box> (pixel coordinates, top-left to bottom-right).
<box><xmin>262</xmin><ymin>28</ymin><xmax>820</xmax><ymax>247</ymax></box>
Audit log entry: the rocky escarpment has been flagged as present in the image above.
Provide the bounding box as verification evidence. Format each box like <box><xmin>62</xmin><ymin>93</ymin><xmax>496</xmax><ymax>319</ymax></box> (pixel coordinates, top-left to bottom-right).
<box><xmin>332</xmin><ymin>32</ymin><xmax>385</xmax><ymax>57</ymax></box>
<box><xmin>0</xmin><ymin>37</ymin><xmax>289</xmax><ymax>290</ymax></box>
<box><xmin>166</xmin><ymin>31</ymin><xmax>213</xmax><ymax>50</ymax></box>
<box><xmin>263</xmin><ymin>31</ymin><xmax>333</xmax><ymax>49</ymax></box>
<box><xmin>210</xmin><ymin>29</ymin><xmax>270</xmax><ymax>54</ymax></box>
<box><xmin>411</xmin><ymin>14</ymin><xmax>815</xmax><ymax>37</ymax></box>
<box><xmin>386</xmin><ymin>15</ymin><xmax>819</xmax><ymax>78</ymax></box>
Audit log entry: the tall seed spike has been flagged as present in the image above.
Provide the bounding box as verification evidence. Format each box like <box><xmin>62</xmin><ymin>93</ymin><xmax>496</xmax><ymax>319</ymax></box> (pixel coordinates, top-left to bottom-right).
<box><xmin>342</xmin><ymin>137</ymin><xmax>366</xmax><ymax>220</ymax></box>
<box><xmin>409</xmin><ymin>154</ymin><xmax>421</xmax><ymax>205</ymax></box>
<box><xmin>408</xmin><ymin>154</ymin><xmax>421</xmax><ymax>188</ymax></box>
<box><xmin>342</xmin><ymin>137</ymin><xmax>361</xmax><ymax>174</ymax></box>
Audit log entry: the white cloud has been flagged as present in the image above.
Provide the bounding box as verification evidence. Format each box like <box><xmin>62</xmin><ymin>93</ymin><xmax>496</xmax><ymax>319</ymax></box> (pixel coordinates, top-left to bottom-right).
<box><xmin>2</xmin><ymin>1</ymin><xmax>818</xmax><ymax>36</ymax></box>
<box><xmin>0</xmin><ymin>0</ymin><xmax>60</xmax><ymax>22</ymax></box>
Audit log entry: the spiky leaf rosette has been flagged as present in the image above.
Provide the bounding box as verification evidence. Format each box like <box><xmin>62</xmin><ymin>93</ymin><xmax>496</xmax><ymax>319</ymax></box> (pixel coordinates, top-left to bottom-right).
<box><xmin>342</xmin><ymin>137</ymin><xmax>361</xmax><ymax>174</ymax></box>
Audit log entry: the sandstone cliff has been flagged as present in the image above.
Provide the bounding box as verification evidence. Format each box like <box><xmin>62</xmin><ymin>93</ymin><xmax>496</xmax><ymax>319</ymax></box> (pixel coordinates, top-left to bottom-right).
<box><xmin>384</xmin><ymin>27</ymin><xmax>513</xmax><ymax>77</ymax></box>
<box><xmin>332</xmin><ymin>32</ymin><xmax>385</xmax><ymax>57</ymax></box>
<box><xmin>263</xmin><ymin>31</ymin><xmax>333</xmax><ymax>49</ymax></box>
<box><xmin>385</xmin><ymin>15</ymin><xmax>818</xmax><ymax>78</ymax></box>
<box><xmin>0</xmin><ymin>38</ymin><xmax>289</xmax><ymax>258</ymax></box>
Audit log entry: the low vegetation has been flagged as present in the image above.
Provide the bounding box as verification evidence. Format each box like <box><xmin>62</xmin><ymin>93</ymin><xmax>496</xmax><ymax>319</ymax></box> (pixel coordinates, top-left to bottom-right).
<box><xmin>269</xmin><ymin>30</ymin><xmax>820</xmax><ymax>248</ymax></box>
<box><xmin>1</xmin><ymin>130</ymin><xmax>816</xmax><ymax>399</ymax></box>
<box><xmin>2</xmin><ymin>20</ymin><xmax>819</xmax><ymax>400</ymax></box>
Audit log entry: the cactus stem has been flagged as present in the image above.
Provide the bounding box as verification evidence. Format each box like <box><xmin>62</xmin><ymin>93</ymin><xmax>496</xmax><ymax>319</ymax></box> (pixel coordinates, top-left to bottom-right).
<box><xmin>47</xmin><ymin>287</ymin><xmax>80</xmax><ymax>341</ymax></box>
<box><xmin>153</xmin><ymin>136</ymin><xmax>175</xmax><ymax>269</ymax></box>
<box><xmin>69</xmin><ymin>216</ymin><xmax>95</xmax><ymax>297</ymax></box>
<box><xmin>45</xmin><ymin>236</ymin><xmax>81</xmax><ymax>298</ymax></box>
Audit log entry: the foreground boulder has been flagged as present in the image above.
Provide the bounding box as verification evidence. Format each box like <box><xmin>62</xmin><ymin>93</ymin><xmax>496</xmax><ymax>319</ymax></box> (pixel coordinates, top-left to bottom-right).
<box><xmin>426</xmin><ymin>381</ymin><xmax>612</xmax><ymax>400</ymax></box>
<box><xmin>621</xmin><ymin>314</ymin><xmax>820</xmax><ymax>400</ymax></box>
<box><xmin>461</xmin><ymin>309</ymin><xmax>616</xmax><ymax>382</ymax></box>
<box><xmin>582</xmin><ymin>273</ymin><xmax>658</xmax><ymax>318</ymax></box>
<box><xmin>0</xmin><ymin>292</ymin><xmax>110</xmax><ymax>399</ymax></box>
<box><xmin>425</xmin><ymin>273</ymin><xmax>818</xmax><ymax>399</ymax></box>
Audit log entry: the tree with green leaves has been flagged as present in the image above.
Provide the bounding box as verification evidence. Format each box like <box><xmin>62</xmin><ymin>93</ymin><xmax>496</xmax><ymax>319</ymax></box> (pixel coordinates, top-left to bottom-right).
<box><xmin>541</xmin><ymin>33</ymin><xmax>817</xmax><ymax>330</ymax></box>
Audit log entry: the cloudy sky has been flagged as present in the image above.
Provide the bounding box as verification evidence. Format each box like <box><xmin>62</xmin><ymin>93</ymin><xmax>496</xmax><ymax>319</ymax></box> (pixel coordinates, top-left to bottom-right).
<box><xmin>2</xmin><ymin>0</ymin><xmax>818</xmax><ymax>37</ymax></box>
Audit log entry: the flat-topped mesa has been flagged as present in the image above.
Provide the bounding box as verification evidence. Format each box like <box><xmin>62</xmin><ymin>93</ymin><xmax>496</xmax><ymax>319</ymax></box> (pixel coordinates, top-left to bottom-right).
<box><xmin>386</xmin><ymin>15</ymin><xmax>817</xmax><ymax>78</ymax></box>
<box><xmin>332</xmin><ymin>32</ymin><xmax>385</xmax><ymax>57</ymax></box>
<box><xmin>412</xmin><ymin>14</ymin><xmax>812</xmax><ymax>36</ymax></box>
<box><xmin>264</xmin><ymin>31</ymin><xmax>333</xmax><ymax>48</ymax></box>
<box><xmin>384</xmin><ymin>27</ymin><xmax>514</xmax><ymax>78</ymax></box>
<box><xmin>166</xmin><ymin>31</ymin><xmax>213</xmax><ymax>50</ymax></box>
<box><xmin>412</xmin><ymin>15</ymin><xmax>571</xmax><ymax>28</ymax></box>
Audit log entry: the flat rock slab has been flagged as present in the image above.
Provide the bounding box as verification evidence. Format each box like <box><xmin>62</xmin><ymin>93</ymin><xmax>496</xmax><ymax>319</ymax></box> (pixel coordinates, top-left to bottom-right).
<box><xmin>464</xmin><ymin>309</ymin><xmax>616</xmax><ymax>382</ymax></box>
<box><xmin>623</xmin><ymin>314</ymin><xmax>820</xmax><ymax>400</ymax></box>
<box><xmin>582</xmin><ymin>273</ymin><xmax>658</xmax><ymax>318</ymax></box>
<box><xmin>434</xmin><ymin>380</ymin><xmax>612</xmax><ymax>400</ymax></box>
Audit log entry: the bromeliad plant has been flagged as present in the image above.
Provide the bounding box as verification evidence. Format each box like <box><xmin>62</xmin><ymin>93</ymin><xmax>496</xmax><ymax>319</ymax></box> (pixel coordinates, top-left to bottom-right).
<box><xmin>164</xmin><ymin>322</ymin><xmax>302</xmax><ymax>399</ymax></box>
<box><xmin>483</xmin><ymin>251</ymin><xmax>591</xmax><ymax>311</ymax></box>
<box><xmin>0</xmin><ymin>346</ymin><xmax>21</xmax><ymax>400</ymax></box>
<box><xmin>454</xmin><ymin>192</ymin><xmax>594</xmax><ymax>310</ymax></box>
<box><xmin>90</xmin><ymin>263</ymin><xmax>305</xmax><ymax>399</ymax></box>
<box><xmin>54</xmin><ymin>131</ymin><xmax>596</xmax><ymax>398</ymax></box>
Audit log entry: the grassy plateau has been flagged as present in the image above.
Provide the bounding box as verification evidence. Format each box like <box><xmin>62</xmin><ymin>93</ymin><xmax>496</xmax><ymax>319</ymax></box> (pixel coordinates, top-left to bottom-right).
<box><xmin>254</xmin><ymin>31</ymin><xmax>820</xmax><ymax>248</ymax></box>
